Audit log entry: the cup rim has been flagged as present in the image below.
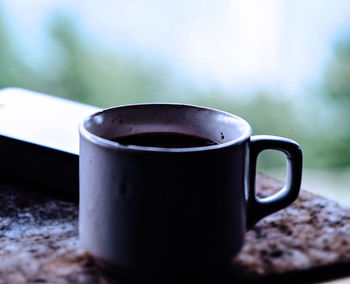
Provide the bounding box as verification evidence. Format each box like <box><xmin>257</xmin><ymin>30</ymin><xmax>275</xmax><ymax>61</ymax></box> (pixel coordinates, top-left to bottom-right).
<box><xmin>79</xmin><ymin>103</ymin><xmax>252</xmax><ymax>153</ymax></box>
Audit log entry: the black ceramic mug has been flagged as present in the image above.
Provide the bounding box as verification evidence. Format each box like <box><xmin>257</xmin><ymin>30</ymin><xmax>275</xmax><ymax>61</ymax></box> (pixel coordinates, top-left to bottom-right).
<box><xmin>79</xmin><ymin>104</ymin><xmax>302</xmax><ymax>276</ymax></box>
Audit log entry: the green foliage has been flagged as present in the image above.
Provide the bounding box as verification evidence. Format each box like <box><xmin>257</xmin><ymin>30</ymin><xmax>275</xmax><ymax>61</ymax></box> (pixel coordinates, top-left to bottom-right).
<box><xmin>324</xmin><ymin>36</ymin><xmax>350</xmax><ymax>102</ymax></box>
<box><xmin>317</xmin><ymin>33</ymin><xmax>350</xmax><ymax>167</ymax></box>
<box><xmin>34</xmin><ymin>14</ymin><xmax>173</xmax><ymax>107</ymax></box>
<box><xmin>1</xmin><ymin>10</ymin><xmax>350</xmax><ymax>170</ymax></box>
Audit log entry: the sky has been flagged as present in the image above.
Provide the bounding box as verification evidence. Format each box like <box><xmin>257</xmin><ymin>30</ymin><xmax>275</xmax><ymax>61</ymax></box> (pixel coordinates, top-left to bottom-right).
<box><xmin>3</xmin><ymin>0</ymin><xmax>350</xmax><ymax>94</ymax></box>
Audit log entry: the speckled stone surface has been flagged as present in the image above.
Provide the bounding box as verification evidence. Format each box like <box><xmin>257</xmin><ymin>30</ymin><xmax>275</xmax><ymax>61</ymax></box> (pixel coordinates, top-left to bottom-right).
<box><xmin>1</xmin><ymin>175</ymin><xmax>350</xmax><ymax>283</ymax></box>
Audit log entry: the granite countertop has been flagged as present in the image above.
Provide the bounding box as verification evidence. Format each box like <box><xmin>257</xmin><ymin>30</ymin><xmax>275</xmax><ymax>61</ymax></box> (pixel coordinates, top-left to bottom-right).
<box><xmin>1</xmin><ymin>174</ymin><xmax>350</xmax><ymax>283</ymax></box>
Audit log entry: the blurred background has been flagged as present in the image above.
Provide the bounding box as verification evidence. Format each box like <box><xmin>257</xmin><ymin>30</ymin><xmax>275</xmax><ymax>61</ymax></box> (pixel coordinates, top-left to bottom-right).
<box><xmin>1</xmin><ymin>0</ymin><xmax>350</xmax><ymax>203</ymax></box>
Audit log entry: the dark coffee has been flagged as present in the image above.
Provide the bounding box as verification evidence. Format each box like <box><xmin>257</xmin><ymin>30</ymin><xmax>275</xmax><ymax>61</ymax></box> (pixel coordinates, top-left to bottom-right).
<box><xmin>111</xmin><ymin>132</ymin><xmax>219</xmax><ymax>148</ymax></box>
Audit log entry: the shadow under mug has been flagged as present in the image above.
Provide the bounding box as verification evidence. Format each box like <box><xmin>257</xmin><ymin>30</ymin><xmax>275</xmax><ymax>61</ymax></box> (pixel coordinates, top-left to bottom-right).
<box><xmin>79</xmin><ymin>103</ymin><xmax>302</xmax><ymax>276</ymax></box>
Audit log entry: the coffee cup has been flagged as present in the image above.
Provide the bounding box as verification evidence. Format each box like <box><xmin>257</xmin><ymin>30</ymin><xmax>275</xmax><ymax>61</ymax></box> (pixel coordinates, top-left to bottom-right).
<box><xmin>79</xmin><ymin>103</ymin><xmax>302</xmax><ymax>276</ymax></box>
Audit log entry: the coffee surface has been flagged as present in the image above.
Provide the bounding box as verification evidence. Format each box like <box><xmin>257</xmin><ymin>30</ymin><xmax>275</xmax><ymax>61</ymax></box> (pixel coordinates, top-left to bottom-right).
<box><xmin>111</xmin><ymin>132</ymin><xmax>219</xmax><ymax>148</ymax></box>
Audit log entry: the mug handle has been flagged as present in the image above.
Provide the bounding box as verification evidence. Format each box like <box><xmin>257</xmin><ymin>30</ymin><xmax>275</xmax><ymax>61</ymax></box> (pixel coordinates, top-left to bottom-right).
<box><xmin>247</xmin><ymin>135</ymin><xmax>302</xmax><ymax>229</ymax></box>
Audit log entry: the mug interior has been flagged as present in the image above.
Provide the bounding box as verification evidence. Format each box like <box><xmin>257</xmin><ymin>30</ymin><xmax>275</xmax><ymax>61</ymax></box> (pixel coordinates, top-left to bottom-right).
<box><xmin>81</xmin><ymin>104</ymin><xmax>251</xmax><ymax>150</ymax></box>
